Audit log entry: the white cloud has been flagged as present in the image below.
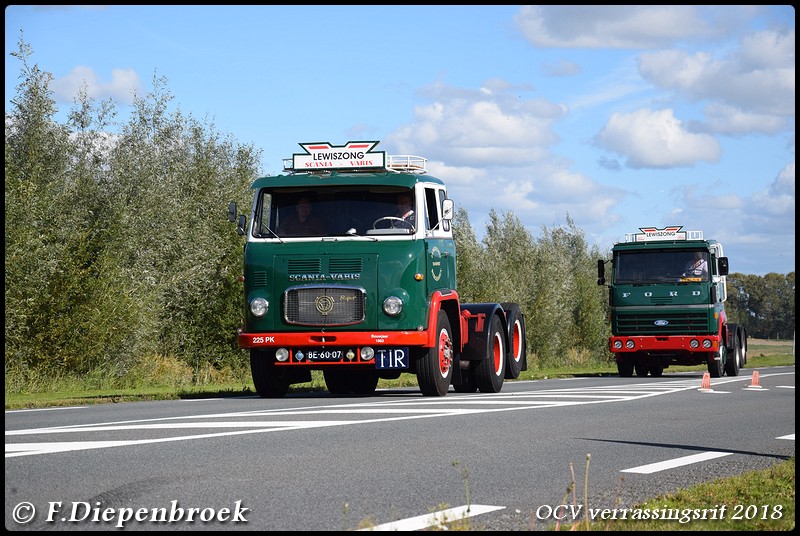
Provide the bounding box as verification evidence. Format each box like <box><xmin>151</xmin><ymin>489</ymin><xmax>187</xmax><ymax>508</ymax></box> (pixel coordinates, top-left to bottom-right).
<box><xmin>388</xmin><ymin>82</ymin><xmax>566</xmax><ymax>167</ymax></box>
<box><xmin>595</xmin><ymin>108</ymin><xmax>721</xmax><ymax>168</ymax></box>
<box><xmin>637</xmin><ymin>29</ymin><xmax>795</xmax><ymax>117</ymax></box>
<box><xmin>749</xmin><ymin>162</ymin><xmax>796</xmax><ymax>221</ymax></box>
<box><xmin>385</xmin><ymin>80</ymin><xmax>624</xmax><ymax>236</ymax></box>
<box><xmin>702</xmin><ymin>103</ymin><xmax>787</xmax><ymax>135</ymax></box>
<box><xmin>50</xmin><ymin>66</ymin><xmax>141</xmax><ymax>105</ymax></box>
<box><xmin>514</xmin><ymin>5</ymin><xmax>745</xmax><ymax>49</ymax></box>
<box><xmin>669</xmin><ymin>163</ymin><xmax>795</xmax><ymax>274</ymax></box>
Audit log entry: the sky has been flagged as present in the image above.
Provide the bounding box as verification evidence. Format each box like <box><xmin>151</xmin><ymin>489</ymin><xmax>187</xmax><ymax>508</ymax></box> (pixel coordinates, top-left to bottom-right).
<box><xmin>5</xmin><ymin>5</ymin><xmax>795</xmax><ymax>276</ymax></box>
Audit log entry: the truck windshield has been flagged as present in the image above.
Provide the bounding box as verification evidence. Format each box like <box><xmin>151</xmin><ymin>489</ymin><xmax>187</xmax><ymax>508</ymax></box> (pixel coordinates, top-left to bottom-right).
<box><xmin>252</xmin><ymin>187</ymin><xmax>415</xmax><ymax>238</ymax></box>
<box><xmin>614</xmin><ymin>250</ymin><xmax>710</xmax><ymax>283</ymax></box>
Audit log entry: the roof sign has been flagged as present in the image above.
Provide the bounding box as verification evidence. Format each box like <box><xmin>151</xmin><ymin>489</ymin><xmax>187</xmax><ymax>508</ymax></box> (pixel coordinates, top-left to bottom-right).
<box><xmin>288</xmin><ymin>141</ymin><xmax>385</xmax><ymax>171</ymax></box>
<box><xmin>625</xmin><ymin>226</ymin><xmax>704</xmax><ymax>242</ymax></box>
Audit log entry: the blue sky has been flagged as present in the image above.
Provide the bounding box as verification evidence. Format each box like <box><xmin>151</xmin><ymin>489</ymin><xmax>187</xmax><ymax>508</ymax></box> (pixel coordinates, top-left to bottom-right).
<box><xmin>5</xmin><ymin>5</ymin><xmax>795</xmax><ymax>276</ymax></box>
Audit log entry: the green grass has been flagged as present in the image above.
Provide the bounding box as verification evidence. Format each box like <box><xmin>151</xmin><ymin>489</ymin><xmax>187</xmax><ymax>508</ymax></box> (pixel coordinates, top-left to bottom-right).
<box><xmin>555</xmin><ymin>457</ymin><xmax>795</xmax><ymax>531</ymax></box>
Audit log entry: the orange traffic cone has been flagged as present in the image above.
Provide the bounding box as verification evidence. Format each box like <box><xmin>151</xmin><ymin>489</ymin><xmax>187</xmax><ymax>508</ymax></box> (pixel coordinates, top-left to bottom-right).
<box><xmin>699</xmin><ymin>372</ymin><xmax>712</xmax><ymax>391</ymax></box>
<box><xmin>747</xmin><ymin>370</ymin><xmax>763</xmax><ymax>389</ymax></box>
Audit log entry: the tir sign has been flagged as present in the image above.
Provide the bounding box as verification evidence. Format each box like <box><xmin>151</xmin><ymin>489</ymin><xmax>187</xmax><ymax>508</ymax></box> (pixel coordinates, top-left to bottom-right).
<box><xmin>376</xmin><ymin>348</ymin><xmax>409</xmax><ymax>369</ymax></box>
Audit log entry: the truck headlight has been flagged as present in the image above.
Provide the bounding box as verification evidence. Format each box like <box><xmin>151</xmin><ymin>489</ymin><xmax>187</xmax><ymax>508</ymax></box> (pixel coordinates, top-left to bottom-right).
<box><xmin>250</xmin><ymin>297</ymin><xmax>269</xmax><ymax>317</ymax></box>
<box><xmin>625</xmin><ymin>340</ymin><xmax>635</xmax><ymax>349</ymax></box>
<box><xmin>276</xmin><ymin>348</ymin><xmax>290</xmax><ymax>362</ymax></box>
<box><xmin>383</xmin><ymin>296</ymin><xmax>403</xmax><ymax>316</ymax></box>
<box><xmin>361</xmin><ymin>347</ymin><xmax>375</xmax><ymax>361</ymax></box>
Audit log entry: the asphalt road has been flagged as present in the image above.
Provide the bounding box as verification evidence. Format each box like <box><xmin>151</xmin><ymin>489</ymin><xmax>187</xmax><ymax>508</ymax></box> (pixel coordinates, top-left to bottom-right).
<box><xmin>5</xmin><ymin>366</ymin><xmax>795</xmax><ymax>531</ymax></box>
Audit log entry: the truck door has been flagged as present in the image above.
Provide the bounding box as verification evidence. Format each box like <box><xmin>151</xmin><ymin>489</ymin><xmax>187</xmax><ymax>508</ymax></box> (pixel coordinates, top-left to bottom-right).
<box><xmin>423</xmin><ymin>186</ymin><xmax>456</xmax><ymax>294</ymax></box>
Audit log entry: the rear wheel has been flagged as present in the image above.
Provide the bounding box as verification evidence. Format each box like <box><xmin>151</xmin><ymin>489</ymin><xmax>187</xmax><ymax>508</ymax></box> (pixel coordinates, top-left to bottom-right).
<box><xmin>500</xmin><ymin>303</ymin><xmax>526</xmax><ymax>379</ymax></box>
<box><xmin>634</xmin><ymin>361</ymin><xmax>649</xmax><ymax>377</ymax></box>
<box><xmin>649</xmin><ymin>364</ymin><xmax>664</xmax><ymax>377</ymax></box>
<box><xmin>475</xmin><ymin>314</ymin><xmax>506</xmax><ymax>393</ymax></box>
<box><xmin>725</xmin><ymin>331</ymin><xmax>741</xmax><ymax>377</ymax></box>
<box><xmin>417</xmin><ymin>310</ymin><xmax>454</xmax><ymax>396</ymax></box>
<box><xmin>250</xmin><ymin>349</ymin><xmax>291</xmax><ymax>398</ymax></box>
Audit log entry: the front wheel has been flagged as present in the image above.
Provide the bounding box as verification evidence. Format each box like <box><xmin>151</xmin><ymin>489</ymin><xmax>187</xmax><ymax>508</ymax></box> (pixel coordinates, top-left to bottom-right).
<box><xmin>707</xmin><ymin>348</ymin><xmax>725</xmax><ymax>378</ymax></box>
<box><xmin>616</xmin><ymin>355</ymin><xmax>633</xmax><ymax>377</ymax></box>
<box><xmin>417</xmin><ymin>310</ymin><xmax>454</xmax><ymax>396</ymax></box>
<box><xmin>250</xmin><ymin>349</ymin><xmax>291</xmax><ymax>398</ymax></box>
<box><xmin>475</xmin><ymin>313</ymin><xmax>506</xmax><ymax>393</ymax></box>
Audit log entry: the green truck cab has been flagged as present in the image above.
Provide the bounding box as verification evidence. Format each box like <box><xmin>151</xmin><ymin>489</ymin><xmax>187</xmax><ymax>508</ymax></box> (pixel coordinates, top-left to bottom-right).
<box><xmin>597</xmin><ymin>226</ymin><xmax>747</xmax><ymax>378</ymax></box>
<box><xmin>230</xmin><ymin>141</ymin><xmax>526</xmax><ymax>397</ymax></box>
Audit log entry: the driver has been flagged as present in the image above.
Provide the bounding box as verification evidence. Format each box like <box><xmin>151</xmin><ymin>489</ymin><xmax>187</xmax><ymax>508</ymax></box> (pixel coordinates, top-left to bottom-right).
<box><xmin>395</xmin><ymin>193</ymin><xmax>415</xmax><ymax>227</ymax></box>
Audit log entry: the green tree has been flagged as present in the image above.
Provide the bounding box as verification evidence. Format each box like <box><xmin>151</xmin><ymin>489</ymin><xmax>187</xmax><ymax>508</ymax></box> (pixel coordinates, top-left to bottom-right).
<box><xmin>5</xmin><ymin>35</ymin><xmax>74</xmax><ymax>381</ymax></box>
<box><xmin>5</xmin><ymin>37</ymin><xmax>258</xmax><ymax>391</ymax></box>
<box><xmin>726</xmin><ymin>272</ymin><xmax>795</xmax><ymax>339</ymax></box>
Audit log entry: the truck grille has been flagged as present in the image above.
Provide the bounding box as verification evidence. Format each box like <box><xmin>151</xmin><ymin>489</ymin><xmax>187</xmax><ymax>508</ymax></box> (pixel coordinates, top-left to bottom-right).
<box><xmin>284</xmin><ymin>286</ymin><xmax>365</xmax><ymax>326</ymax></box>
<box><xmin>614</xmin><ymin>311</ymin><xmax>709</xmax><ymax>334</ymax></box>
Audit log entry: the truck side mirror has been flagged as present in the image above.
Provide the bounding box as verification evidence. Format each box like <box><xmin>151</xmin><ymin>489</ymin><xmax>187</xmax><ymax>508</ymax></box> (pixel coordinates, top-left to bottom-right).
<box><xmin>717</xmin><ymin>257</ymin><xmax>729</xmax><ymax>276</ymax></box>
<box><xmin>236</xmin><ymin>214</ymin><xmax>247</xmax><ymax>236</ymax></box>
<box><xmin>597</xmin><ymin>259</ymin><xmax>606</xmax><ymax>285</ymax></box>
<box><xmin>442</xmin><ymin>199</ymin><xmax>454</xmax><ymax>221</ymax></box>
<box><xmin>228</xmin><ymin>201</ymin><xmax>237</xmax><ymax>223</ymax></box>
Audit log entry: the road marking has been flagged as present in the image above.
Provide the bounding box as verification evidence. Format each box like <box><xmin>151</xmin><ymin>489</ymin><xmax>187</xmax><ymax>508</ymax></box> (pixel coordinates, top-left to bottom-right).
<box><xmin>358</xmin><ymin>504</ymin><xmax>505</xmax><ymax>531</ymax></box>
<box><xmin>6</xmin><ymin>373</ymin><xmax>793</xmax><ymax>458</ymax></box>
<box><xmin>621</xmin><ymin>451</ymin><xmax>733</xmax><ymax>474</ymax></box>
<box><xmin>776</xmin><ymin>434</ymin><xmax>794</xmax><ymax>440</ymax></box>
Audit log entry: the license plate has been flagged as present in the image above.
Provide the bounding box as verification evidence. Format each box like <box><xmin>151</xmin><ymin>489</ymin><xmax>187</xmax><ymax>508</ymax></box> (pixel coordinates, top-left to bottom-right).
<box><xmin>375</xmin><ymin>348</ymin><xmax>410</xmax><ymax>369</ymax></box>
<box><xmin>302</xmin><ymin>349</ymin><xmax>344</xmax><ymax>362</ymax></box>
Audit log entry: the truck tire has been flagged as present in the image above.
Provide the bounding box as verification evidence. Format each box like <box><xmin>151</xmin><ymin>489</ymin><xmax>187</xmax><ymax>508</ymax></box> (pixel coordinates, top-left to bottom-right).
<box><xmin>725</xmin><ymin>330</ymin><xmax>741</xmax><ymax>377</ymax></box>
<box><xmin>417</xmin><ymin>310</ymin><xmax>454</xmax><ymax>396</ymax></box>
<box><xmin>634</xmin><ymin>360</ymin><xmax>649</xmax><ymax>377</ymax></box>
<box><xmin>649</xmin><ymin>364</ymin><xmax>664</xmax><ymax>377</ymax></box>
<box><xmin>500</xmin><ymin>303</ymin><xmax>526</xmax><ymax>379</ymax></box>
<box><xmin>707</xmin><ymin>347</ymin><xmax>724</xmax><ymax>378</ymax></box>
<box><xmin>250</xmin><ymin>349</ymin><xmax>291</xmax><ymax>398</ymax></box>
<box><xmin>475</xmin><ymin>313</ymin><xmax>506</xmax><ymax>393</ymax></box>
<box><xmin>616</xmin><ymin>355</ymin><xmax>634</xmax><ymax>377</ymax></box>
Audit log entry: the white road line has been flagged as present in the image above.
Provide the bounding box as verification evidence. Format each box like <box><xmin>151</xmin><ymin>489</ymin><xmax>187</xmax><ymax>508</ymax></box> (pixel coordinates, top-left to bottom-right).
<box><xmin>358</xmin><ymin>504</ymin><xmax>505</xmax><ymax>531</ymax></box>
<box><xmin>776</xmin><ymin>434</ymin><xmax>794</xmax><ymax>440</ymax></box>
<box><xmin>7</xmin><ymin>375</ymin><xmax>793</xmax><ymax>458</ymax></box>
<box><xmin>621</xmin><ymin>451</ymin><xmax>733</xmax><ymax>474</ymax></box>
